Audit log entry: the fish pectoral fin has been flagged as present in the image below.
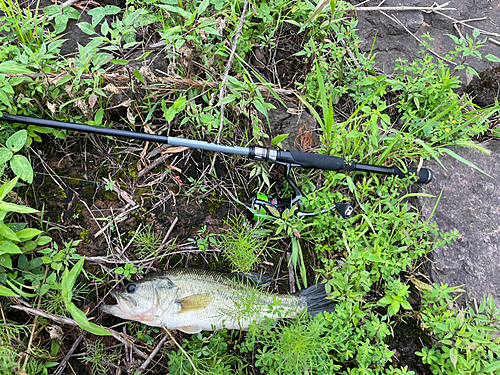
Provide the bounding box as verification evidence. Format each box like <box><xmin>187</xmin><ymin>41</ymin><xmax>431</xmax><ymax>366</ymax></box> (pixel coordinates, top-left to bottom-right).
<box><xmin>177</xmin><ymin>324</ymin><xmax>203</xmax><ymax>334</ymax></box>
<box><xmin>176</xmin><ymin>293</ymin><xmax>212</xmax><ymax>313</ymax></box>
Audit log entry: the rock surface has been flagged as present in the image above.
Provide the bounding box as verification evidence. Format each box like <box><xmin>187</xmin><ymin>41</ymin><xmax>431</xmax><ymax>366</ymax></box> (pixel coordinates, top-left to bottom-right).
<box><xmin>419</xmin><ymin>142</ymin><xmax>500</xmax><ymax>307</ymax></box>
<box><xmin>353</xmin><ymin>0</ymin><xmax>500</xmax><ymax>89</ymax></box>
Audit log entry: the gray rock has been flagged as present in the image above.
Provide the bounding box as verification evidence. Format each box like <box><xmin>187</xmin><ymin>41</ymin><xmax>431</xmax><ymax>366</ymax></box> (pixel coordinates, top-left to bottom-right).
<box><xmin>354</xmin><ymin>0</ymin><xmax>500</xmax><ymax>81</ymax></box>
<box><xmin>419</xmin><ymin>142</ymin><xmax>500</xmax><ymax>308</ymax></box>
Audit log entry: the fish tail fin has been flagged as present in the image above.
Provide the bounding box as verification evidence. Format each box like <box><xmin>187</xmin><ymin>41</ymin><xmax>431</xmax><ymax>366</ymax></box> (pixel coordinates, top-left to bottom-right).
<box><xmin>298</xmin><ymin>283</ymin><xmax>336</xmax><ymax>317</ymax></box>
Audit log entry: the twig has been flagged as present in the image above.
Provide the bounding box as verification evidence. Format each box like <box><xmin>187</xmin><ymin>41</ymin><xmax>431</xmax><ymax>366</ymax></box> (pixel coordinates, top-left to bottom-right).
<box><xmin>434</xmin><ymin>10</ymin><xmax>500</xmax><ymax>38</ymax></box>
<box><xmin>11</xmin><ymin>305</ymin><xmax>148</xmax><ymax>360</ymax></box>
<box><xmin>53</xmin><ymin>335</ymin><xmax>84</xmax><ymax>375</ymax></box>
<box><xmin>59</xmin><ymin>0</ymin><xmax>79</xmax><ymax>9</ymax></box>
<box><xmin>355</xmin><ymin>5</ymin><xmax>455</xmax><ymax>11</ymax></box>
<box><xmin>94</xmin><ymin>204</ymin><xmax>140</xmax><ymax>237</ymax></box>
<box><xmin>136</xmin><ymin>334</ymin><xmax>169</xmax><ymax>375</ymax></box>
<box><xmin>490</xmin><ymin>38</ymin><xmax>500</xmax><ymax>47</ymax></box>
<box><xmin>163</xmin><ymin>217</ymin><xmax>178</xmax><ymax>245</ymax></box>
<box><xmin>216</xmin><ymin>0</ymin><xmax>250</xmax><ymax>141</ymax></box>
<box><xmin>380</xmin><ymin>10</ymin><xmax>457</xmax><ymax>66</ymax></box>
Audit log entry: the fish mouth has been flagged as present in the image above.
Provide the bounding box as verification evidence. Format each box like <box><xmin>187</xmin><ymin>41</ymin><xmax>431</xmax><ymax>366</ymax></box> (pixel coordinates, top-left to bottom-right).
<box><xmin>101</xmin><ymin>290</ymin><xmax>136</xmax><ymax>317</ymax></box>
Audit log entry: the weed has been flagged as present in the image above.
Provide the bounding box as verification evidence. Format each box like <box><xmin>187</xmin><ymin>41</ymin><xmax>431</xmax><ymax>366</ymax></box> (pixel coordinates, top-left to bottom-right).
<box><xmin>187</xmin><ymin>225</ymin><xmax>217</xmax><ymax>251</ymax></box>
<box><xmin>415</xmin><ymin>283</ymin><xmax>500</xmax><ymax>374</ymax></box>
<box><xmin>81</xmin><ymin>340</ymin><xmax>120</xmax><ymax>375</ymax></box>
<box><xmin>133</xmin><ymin>223</ymin><xmax>162</xmax><ymax>257</ymax></box>
<box><xmin>217</xmin><ymin>214</ymin><xmax>272</xmax><ymax>273</ymax></box>
<box><xmin>168</xmin><ymin>330</ymin><xmax>246</xmax><ymax>375</ymax></box>
<box><xmin>242</xmin><ymin>310</ymin><xmax>341</xmax><ymax>374</ymax></box>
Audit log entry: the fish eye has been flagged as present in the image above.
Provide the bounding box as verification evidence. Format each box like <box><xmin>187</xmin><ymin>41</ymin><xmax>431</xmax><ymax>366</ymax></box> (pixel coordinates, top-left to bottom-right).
<box><xmin>126</xmin><ymin>284</ymin><xmax>137</xmax><ymax>293</ymax></box>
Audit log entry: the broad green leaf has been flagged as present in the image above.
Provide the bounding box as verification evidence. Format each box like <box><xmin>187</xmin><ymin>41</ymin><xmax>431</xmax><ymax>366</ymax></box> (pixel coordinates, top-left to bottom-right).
<box><xmin>10</xmin><ymin>155</ymin><xmax>33</xmax><ymax>183</ymax></box>
<box><xmin>5</xmin><ymin>279</ymin><xmax>36</xmax><ymax>297</ymax></box>
<box><xmin>366</xmin><ymin>253</ymin><xmax>383</xmax><ymax>262</ymax></box>
<box><xmin>271</xmin><ymin>134</ymin><xmax>289</xmax><ymax>146</ymax></box>
<box><xmin>0</xmin><ymin>254</ymin><xmax>12</xmax><ymax>269</ymax></box>
<box><xmin>67</xmin><ymin>301</ymin><xmax>111</xmax><ymax>336</ymax></box>
<box><xmin>485</xmin><ymin>54</ymin><xmax>500</xmax><ymax>63</ymax></box>
<box><xmin>450</xmin><ymin>347</ymin><xmax>458</xmax><ymax>370</ymax></box>
<box><xmin>197</xmin><ymin>0</ymin><xmax>209</xmax><ymax>14</ymax></box>
<box><xmin>62</xmin><ymin>257</ymin><xmax>84</xmax><ymax>300</ymax></box>
<box><xmin>43</xmin><ymin>4</ymin><xmax>62</xmax><ymax>15</ymax></box>
<box><xmin>16</xmin><ymin>228</ymin><xmax>43</xmax><ymax>241</ymax></box>
<box><xmin>133</xmin><ymin>69</ymin><xmax>145</xmax><ymax>84</ymax></box>
<box><xmin>76</xmin><ymin>22</ymin><xmax>96</xmax><ymax>35</ymax></box>
<box><xmin>0</xmin><ymin>284</ymin><xmax>17</xmax><ymax>297</ymax></box>
<box><xmin>18</xmin><ymin>254</ymin><xmax>28</xmax><ymax>269</ymax></box>
<box><xmin>441</xmin><ymin>148</ymin><xmax>492</xmax><ymax>177</ymax></box>
<box><xmin>0</xmin><ymin>61</ymin><xmax>34</xmax><ymax>74</ymax></box>
<box><xmin>0</xmin><ymin>240</ymin><xmax>21</xmax><ymax>254</ymax></box>
<box><xmin>110</xmin><ymin>59</ymin><xmax>129</xmax><ymax>65</ymax></box>
<box><xmin>6</xmin><ymin>130</ymin><xmax>27</xmax><ymax>152</ymax></box>
<box><xmin>0</xmin><ymin>222</ymin><xmax>19</xmax><ymax>241</ymax></box>
<box><xmin>0</xmin><ymin>148</ymin><xmax>12</xmax><ymax>164</ymax></box>
<box><xmin>483</xmin><ymin>360</ymin><xmax>500</xmax><ymax>373</ymax></box>
<box><xmin>0</xmin><ymin>90</ymin><xmax>10</xmax><ymax>107</ymax></box>
<box><xmin>37</xmin><ymin>236</ymin><xmax>52</xmax><ymax>246</ymax></box>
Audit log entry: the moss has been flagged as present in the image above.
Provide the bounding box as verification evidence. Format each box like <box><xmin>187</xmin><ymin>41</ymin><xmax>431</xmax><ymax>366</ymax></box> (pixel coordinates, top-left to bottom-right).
<box><xmin>71</xmin><ymin>203</ymin><xmax>83</xmax><ymax>222</ymax></box>
<box><xmin>43</xmin><ymin>176</ymin><xmax>53</xmax><ymax>188</ymax></box>
<box><xmin>134</xmin><ymin>187</ymin><xmax>150</xmax><ymax>202</ymax></box>
<box><xmin>83</xmin><ymin>185</ymin><xmax>96</xmax><ymax>199</ymax></box>
<box><xmin>102</xmin><ymin>191</ymin><xmax>118</xmax><ymax>201</ymax></box>
<box><xmin>80</xmin><ymin>229</ymin><xmax>90</xmax><ymax>243</ymax></box>
<box><xmin>68</xmin><ymin>174</ymin><xmax>81</xmax><ymax>186</ymax></box>
<box><xmin>128</xmin><ymin>163</ymin><xmax>138</xmax><ymax>180</ymax></box>
<box><xmin>206</xmin><ymin>198</ymin><xmax>220</xmax><ymax>215</ymax></box>
<box><xmin>54</xmin><ymin>187</ymin><xmax>67</xmax><ymax>199</ymax></box>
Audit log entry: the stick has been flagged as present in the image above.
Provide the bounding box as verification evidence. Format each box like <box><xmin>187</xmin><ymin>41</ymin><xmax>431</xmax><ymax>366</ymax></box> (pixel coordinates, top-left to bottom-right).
<box><xmin>53</xmin><ymin>335</ymin><xmax>84</xmax><ymax>375</ymax></box>
<box><xmin>433</xmin><ymin>10</ymin><xmax>500</xmax><ymax>38</ymax></box>
<box><xmin>136</xmin><ymin>334</ymin><xmax>169</xmax><ymax>375</ymax></box>
<box><xmin>10</xmin><ymin>305</ymin><xmax>149</xmax><ymax>360</ymax></box>
<box><xmin>355</xmin><ymin>5</ymin><xmax>455</xmax><ymax>11</ymax></box>
<box><xmin>217</xmin><ymin>0</ymin><xmax>250</xmax><ymax>140</ymax></box>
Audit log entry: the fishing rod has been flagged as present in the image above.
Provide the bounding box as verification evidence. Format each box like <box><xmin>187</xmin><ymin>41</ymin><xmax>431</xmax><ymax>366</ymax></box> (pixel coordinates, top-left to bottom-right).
<box><xmin>0</xmin><ymin>114</ymin><xmax>432</xmax><ymax>219</ymax></box>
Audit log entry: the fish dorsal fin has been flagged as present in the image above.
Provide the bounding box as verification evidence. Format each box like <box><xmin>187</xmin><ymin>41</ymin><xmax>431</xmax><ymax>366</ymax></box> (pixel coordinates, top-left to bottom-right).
<box><xmin>177</xmin><ymin>325</ymin><xmax>203</xmax><ymax>334</ymax></box>
<box><xmin>176</xmin><ymin>293</ymin><xmax>212</xmax><ymax>313</ymax></box>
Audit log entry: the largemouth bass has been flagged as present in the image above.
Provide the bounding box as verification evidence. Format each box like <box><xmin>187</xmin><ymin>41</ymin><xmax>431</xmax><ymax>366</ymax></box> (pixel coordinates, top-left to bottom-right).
<box><xmin>101</xmin><ymin>268</ymin><xmax>336</xmax><ymax>334</ymax></box>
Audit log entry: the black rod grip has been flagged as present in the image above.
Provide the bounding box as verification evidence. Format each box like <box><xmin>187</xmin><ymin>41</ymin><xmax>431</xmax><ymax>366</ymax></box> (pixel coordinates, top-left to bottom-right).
<box><xmin>277</xmin><ymin>150</ymin><xmax>349</xmax><ymax>171</ymax></box>
<box><xmin>392</xmin><ymin>166</ymin><xmax>433</xmax><ymax>184</ymax></box>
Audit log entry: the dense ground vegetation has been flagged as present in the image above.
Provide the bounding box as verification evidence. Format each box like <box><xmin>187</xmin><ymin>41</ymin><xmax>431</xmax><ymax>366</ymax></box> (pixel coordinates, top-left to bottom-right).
<box><xmin>1</xmin><ymin>0</ymin><xmax>500</xmax><ymax>374</ymax></box>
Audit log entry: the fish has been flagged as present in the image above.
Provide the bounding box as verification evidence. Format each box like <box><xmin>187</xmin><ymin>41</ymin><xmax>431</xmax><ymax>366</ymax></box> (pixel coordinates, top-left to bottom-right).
<box><xmin>100</xmin><ymin>268</ymin><xmax>336</xmax><ymax>334</ymax></box>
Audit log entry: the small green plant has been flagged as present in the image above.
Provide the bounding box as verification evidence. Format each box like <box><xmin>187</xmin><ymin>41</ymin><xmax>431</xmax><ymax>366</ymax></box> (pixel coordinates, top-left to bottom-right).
<box><xmin>133</xmin><ymin>223</ymin><xmax>161</xmax><ymax>257</ymax></box>
<box><xmin>81</xmin><ymin>340</ymin><xmax>120</xmax><ymax>375</ymax></box>
<box><xmin>187</xmin><ymin>225</ymin><xmax>217</xmax><ymax>251</ymax></box>
<box><xmin>415</xmin><ymin>283</ymin><xmax>500</xmax><ymax>374</ymax></box>
<box><xmin>217</xmin><ymin>214</ymin><xmax>271</xmax><ymax>273</ymax></box>
<box><xmin>167</xmin><ymin>330</ymin><xmax>246</xmax><ymax>375</ymax></box>
<box><xmin>113</xmin><ymin>262</ymin><xmax>139</xmax><ymax>280</ymax></box>
<box><xmin>242</xmin><ymin>310</ymin><xmax>341</xmax><ymax>375</ymax></box>
<box><xmin>40</xmin><ymin>239</ymin><xmax>83</xmax><ymax>272</ymax></box>
<box><xmin>104</xmin><ymin>179</ymin><xmax>115</xmax><ymax>191</ymax></box>
<box><xmin>0</xmin><ymin>129</ymin><xmax>33</xmax><ymax>182</ymax></box>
